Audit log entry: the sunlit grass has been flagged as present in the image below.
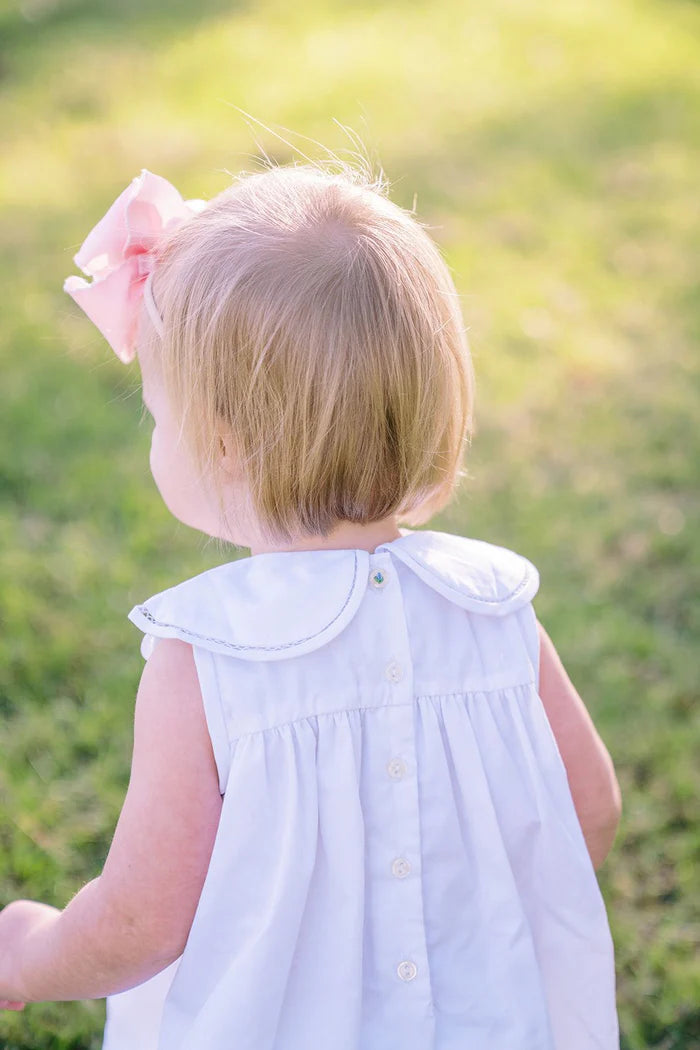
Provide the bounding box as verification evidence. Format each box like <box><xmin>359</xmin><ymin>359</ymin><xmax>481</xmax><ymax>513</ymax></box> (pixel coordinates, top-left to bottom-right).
<box><xmin>1</xmin><ymin>0</ymin><xmax>699</xmax><ymax>1046</ymax></box>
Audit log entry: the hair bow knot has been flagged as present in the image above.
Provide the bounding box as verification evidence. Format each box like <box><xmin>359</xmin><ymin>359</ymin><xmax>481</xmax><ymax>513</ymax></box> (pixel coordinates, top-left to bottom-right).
<box><xmin>64</xmin><ymin>169</ymin><xmax>205</xmax><ymax>362</ymax></box>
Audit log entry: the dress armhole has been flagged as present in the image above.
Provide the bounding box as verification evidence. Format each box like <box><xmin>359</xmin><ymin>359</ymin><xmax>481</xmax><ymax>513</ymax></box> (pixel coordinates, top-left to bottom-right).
<box><xmin>515</xmin><ymin>603</ymin><xmax>541</xmax><ymax>693</ymax></box>
<box><xmin>191</xmin><ymin>646</ymin><xmax>231</xmax><ymax>795</ymax></box>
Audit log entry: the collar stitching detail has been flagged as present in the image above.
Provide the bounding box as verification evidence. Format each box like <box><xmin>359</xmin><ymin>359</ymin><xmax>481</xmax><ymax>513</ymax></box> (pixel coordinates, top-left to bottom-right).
<box><xmin>134</xmin><ymin>551</ymin><xmax>360</xmax><ymax>652</ymax></box>
<box><xmin>394</xmin><ymin>549</ymin><xmax>534</xmax><ymax>605</ymax></box>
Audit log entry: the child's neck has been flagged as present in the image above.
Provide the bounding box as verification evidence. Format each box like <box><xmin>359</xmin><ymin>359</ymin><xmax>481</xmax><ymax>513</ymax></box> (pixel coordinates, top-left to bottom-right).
<box><xmin>249</xmin><ymin>515</ymin><xmax>403</xmax><ymax>557</ymax></box>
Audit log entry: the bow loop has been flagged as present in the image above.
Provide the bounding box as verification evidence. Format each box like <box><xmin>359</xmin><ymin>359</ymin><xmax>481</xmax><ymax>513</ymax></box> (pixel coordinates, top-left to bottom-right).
<box><xmin>64</xmin><ymin>169</ymin><xmax>203</xmax><ymax>362</ymax></box>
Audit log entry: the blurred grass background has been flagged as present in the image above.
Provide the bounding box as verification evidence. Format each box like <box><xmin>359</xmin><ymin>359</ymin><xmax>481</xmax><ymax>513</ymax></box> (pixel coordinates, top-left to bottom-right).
<box><xmin>1</xmin><ymin>0</ymin><xmax>698</xmax><ymax>1046</ymax></box>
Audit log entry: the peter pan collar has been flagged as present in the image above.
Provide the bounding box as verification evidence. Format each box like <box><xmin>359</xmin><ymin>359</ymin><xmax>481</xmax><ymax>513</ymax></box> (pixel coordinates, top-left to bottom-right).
<box><xmin>128</xmin><ymin>529</ymin><xmax>539</xmax><ymax>661</ymax></box>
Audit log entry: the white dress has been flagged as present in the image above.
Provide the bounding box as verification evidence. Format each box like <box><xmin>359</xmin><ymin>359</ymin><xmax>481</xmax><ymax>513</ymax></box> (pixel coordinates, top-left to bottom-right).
<box><xmin>102</xmin><ymin>529</ymin><xmax>619</xmax><ymax>1050</ymax></box>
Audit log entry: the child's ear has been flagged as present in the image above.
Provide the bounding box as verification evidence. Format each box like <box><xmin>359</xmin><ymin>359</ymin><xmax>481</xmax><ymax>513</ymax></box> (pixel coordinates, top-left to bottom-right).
<box><xmin>217</xmin><ymin>430</ymin><xmax>242</xmax><ymax>481</ymax></box>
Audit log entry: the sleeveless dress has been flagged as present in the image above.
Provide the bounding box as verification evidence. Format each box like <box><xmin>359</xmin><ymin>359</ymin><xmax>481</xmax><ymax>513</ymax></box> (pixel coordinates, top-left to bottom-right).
<box><xmin>102</xmin><ymin>528</ymin><xmax>619</xmax><ymax>1050</ymax></box>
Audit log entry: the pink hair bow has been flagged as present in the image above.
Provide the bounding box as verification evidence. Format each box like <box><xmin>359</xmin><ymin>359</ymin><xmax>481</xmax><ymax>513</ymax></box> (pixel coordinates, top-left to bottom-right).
<box><xmin>64</xmin><ymin>169</ymin><xmax>206</xmax><ymax>363</ymax></box>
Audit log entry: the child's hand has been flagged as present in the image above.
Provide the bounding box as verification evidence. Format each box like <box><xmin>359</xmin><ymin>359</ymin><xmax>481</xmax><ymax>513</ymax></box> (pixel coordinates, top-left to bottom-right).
<box><xmin>0</xmin><ymin>899</ymin><xmax>60</xmax><ymax>1005</ymax></box>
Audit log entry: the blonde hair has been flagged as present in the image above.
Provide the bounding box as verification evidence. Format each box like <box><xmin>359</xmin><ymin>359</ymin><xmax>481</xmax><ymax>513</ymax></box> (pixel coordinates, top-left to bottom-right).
<box><xmin>147</xmin><ymin>159</ymin><xmax>475</xmax><ymax>545</ymax></box>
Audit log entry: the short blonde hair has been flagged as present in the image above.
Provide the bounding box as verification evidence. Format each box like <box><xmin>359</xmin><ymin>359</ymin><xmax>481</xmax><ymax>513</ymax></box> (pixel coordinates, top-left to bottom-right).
<box><xmin>148</xmin><ymin>160</ymin><xmax>475</xmax><ymax>544</ymax></box>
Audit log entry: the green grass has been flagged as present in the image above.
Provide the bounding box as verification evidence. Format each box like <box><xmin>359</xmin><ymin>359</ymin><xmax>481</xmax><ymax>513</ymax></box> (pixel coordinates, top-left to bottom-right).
<box><xmin>1</xmin><ymin>0</ymin><xmax>699</xmax><ymax>1045</ymax></box>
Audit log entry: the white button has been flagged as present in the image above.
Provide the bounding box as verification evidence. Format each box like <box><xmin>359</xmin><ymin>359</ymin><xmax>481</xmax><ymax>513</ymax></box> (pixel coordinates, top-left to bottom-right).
<box><xmin>384</xmin><ymin>660</ymin><xmax>403</xmax><ymax>683</ymax></box>
<box><xmin>397</xmin><ymin>960</ymin><xmax>417</xmax><ymax>982</ymax></box>
<box><xmin>386</xmin><ymin>757</ymin><xmax>407</xmax><ymax>779</ymax></box>
<box><xmin>369</xmin><ymin>568</ymin><xmax>389</xmax><ymax>589</ymax></box>
<box><xmin>391</xmin><ymin>857</ymin><xmax>411</xmax><ymax>878</ymax></box>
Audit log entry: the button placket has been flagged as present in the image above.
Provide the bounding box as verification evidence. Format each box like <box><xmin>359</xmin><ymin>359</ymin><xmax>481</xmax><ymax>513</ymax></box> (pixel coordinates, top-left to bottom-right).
<box><xmin>385</xmin><ymin>671</ymin><xmax>425</xmax><ymax>991</ymax></box>
<box><xmin>372</xmin><ymin>556</ymin><xmax>432</xmax><ymax>1010</ymax></box>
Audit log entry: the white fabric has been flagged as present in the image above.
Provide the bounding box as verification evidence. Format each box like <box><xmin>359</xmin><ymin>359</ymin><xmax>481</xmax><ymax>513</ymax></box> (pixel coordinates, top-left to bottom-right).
<box><xmin>102</xmin><ymin>529</ymin><xmax>619</xmax><ymax>1050</ymax></box>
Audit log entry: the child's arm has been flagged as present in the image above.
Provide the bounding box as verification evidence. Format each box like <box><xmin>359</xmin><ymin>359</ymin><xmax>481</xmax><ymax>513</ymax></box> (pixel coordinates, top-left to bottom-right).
<box><xmin>536</xmin><ymin>619</ymin><xmax>622</xmax><ymax>869</ymax></box>
<box><xmin>0</xmin><ymin>638</ymin><xmax>223</xmax><ymax>1004</ymax></box>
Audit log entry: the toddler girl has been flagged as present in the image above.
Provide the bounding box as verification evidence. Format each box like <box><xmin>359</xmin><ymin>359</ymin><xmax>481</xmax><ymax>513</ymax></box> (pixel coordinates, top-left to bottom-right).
<box><xmin>0</xmin><ymin>162</ymin><xmax>621</xmax><ymax>1049</ymax></box>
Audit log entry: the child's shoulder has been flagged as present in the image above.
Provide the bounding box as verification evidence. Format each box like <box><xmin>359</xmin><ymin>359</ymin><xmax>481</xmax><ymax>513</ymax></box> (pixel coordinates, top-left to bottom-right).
<box><xmin>128</xmin><ymin>530</ymin><xmax>539</xmax><ymax>662</ymax></box>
